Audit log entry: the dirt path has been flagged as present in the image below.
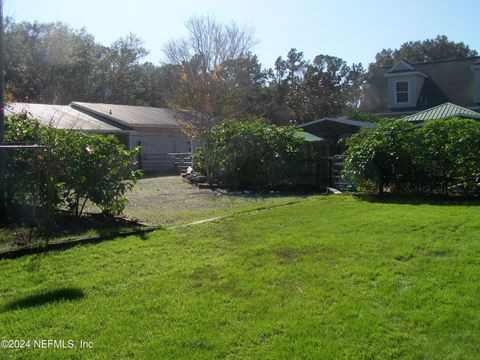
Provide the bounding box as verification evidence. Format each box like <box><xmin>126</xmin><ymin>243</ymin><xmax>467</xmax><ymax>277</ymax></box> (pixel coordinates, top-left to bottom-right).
<box><xmin>123</xmin><ymin>176</ymin><xmax>303</xmax><ymax>226</ymax></box>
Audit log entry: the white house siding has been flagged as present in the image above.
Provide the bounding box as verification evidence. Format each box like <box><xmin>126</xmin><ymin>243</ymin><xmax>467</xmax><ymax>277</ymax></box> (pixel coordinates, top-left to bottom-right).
<box><xmin>129</xmin><ymin>129</ymin><xmax>191</xmax><ymax>173</ymax></box>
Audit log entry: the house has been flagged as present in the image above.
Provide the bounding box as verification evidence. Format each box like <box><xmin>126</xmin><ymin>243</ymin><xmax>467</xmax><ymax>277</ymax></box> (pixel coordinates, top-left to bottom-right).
<box><xmin>360</xmin><ymin>56</ymin><xmax>480</xmax><ymax>116</ymax></box>
<box><xmin>6</xmin><ymin>102</ymin><xmax>193</xmax><ymax>173</ymax></box>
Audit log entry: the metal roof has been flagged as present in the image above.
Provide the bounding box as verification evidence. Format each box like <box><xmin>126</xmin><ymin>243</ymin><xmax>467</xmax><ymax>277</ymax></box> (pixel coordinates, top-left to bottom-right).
<box><xmin>400</xmin><ymin>102</ymin><xmax>480</xmax><ymax>122</ymax></box>
<box><xmin>300</xmin><ymin>117</ymin><xmax>376</xmax><ymax>129</ymax></box>
<box><xmin>72</xmin><ymin>102</ymin><xmax>188</xmax><ymax>129</ymax></box>
<box><xmin>5</xmin><ymin>103</ymin><xmax>125</xmax><ymax>132</ymax></box>
<box><xmin>296</xmin><ymin>130</ymin><xmax>325</xmax><ymax>143</ymax></box>
<box><xmin>299</xmin><ymin>117</ymin><xmax>375</xmax><ymax>138</ymax></box>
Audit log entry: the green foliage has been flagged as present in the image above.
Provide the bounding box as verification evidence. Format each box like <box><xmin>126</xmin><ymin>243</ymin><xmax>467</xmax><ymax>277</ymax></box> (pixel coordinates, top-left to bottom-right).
<box><xmin>3</xmin><ymin>114</ymin><xmax>140</xmax><ymax>224</ymax></box>
<box><xmin>194</xmin><ymin>120</ymin><xmax>306</xmax><ymax>189</ymax></box>
<box><xmin>371</xmin><ymin>35</ymin><xmax>478</xmax><ymax>68</ymax></box>
<box><xmin>344</xmin><ymin>118</ymin><xmax>480</xmax><ymax>195</ymax></box>
<box><xmin>4</xmin><ymin>18</ymin><xmax>159</xmax><ymax>106</ymax></box>
<box><xmin>287</xmin><ymin>55</ymin><xmax>365</xmax><ymax>124</ymax></box>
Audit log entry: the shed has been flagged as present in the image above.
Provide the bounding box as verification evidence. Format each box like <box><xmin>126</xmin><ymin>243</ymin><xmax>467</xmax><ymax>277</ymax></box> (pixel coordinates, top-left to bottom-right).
<box><xmin>6</xmin><ymin>102</ymin><xmax>193</xmax><ymax>174</ymax></box>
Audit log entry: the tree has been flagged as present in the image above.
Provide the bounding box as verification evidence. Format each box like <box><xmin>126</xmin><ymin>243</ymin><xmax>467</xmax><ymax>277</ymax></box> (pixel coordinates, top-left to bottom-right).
<box><xmin>163</xmin><ymin>15</ymin><xmax>258</xmax><ymax>121</ymax></box>
<box><xmin>163</xmin><ymin>15</ymin><xmax>258</xmax><ymax>182</ymax></box>
<box><xmin>370</xmin><ymin>35</ymin><xmax>478</xmax><ymax>69</ymax></box>
<box><xmin>265</xmin><ymin>49</ymin><xmax>306</xmax><ymax>123</ymax></box>
<box><xmin>164</xmin><ymin>15</ymin><xmax>256</xmax><ymax>74</ymax></box>
<box><xmin>286</xmin><ymin>54</ymin><xmax>365</xmax><ymax>124</ymax></box>
<box><xmin>4</xmin><ymin>18</ymin><xmax>104</xmax><ymax>103</ymax></box>
<box><xmin>4</xmin><ymin>18</ymin><xmax>167</xmax><ymax>107</ymax></box>
<box><xmin>103</xmin><ymin>34</ymin><xmax>149</xmax><ymax>104</ymax></box>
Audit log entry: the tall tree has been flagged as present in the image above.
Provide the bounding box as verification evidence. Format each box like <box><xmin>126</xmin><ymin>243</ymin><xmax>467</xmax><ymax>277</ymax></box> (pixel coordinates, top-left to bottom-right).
<box><xmin>371</xmin><ymin>35</ymin><xmax>478</xmax><ymax>68</ymax></box>
<box><xmin>4</xmin><ymin>18</ymin><xmax>104</xmax><ymax>103</ymax></box>
<box><xmin>163</xmin><ymin>15</ymin><xmax>258</xmax><ymax>131</ymax></box>
<box><xmin>265</xmin><ymin>48</ymin><xmax>306</xmax><ymax>123</ymax></box>
<box><xmin>103</xmin><ymin>34</ymin><xmax>149</xmax><ymax>104</ymax></box>
<box><xmin>286</xmin><ymin>54</ymin><xmax>365</xmax><ymax>124</ymax></box>
<box><xmin>4</xmin><ymin>18</ymin><xmax>165</xmax><ymax>106</ymax></box>
<box><xmin>163</xmin><ymin>15</ymin><xmax>258</xmax><ymax>182</ymax></box>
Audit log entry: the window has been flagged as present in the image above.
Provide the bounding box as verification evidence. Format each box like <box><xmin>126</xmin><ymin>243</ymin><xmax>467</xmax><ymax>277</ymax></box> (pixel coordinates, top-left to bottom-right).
<box><xmin>395</xmin><ymin>81</ymin><xmax>409</xmax><ymax>103</ymax></box>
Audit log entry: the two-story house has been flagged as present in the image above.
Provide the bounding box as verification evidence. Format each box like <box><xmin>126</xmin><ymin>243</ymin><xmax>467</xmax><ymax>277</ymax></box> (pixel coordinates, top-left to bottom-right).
<box><xmin>360</xmin><ymin>56</ymin><xmax>480</xmax><ymax>117</ymax></box>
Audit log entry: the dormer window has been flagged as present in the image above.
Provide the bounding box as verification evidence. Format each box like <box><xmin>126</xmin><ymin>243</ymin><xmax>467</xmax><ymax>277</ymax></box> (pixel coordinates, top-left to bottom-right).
<box><xmin>385</xmin><ymin>60</ymin><xmax>428</xmax><ymax>109</ymax></box>
<box><xmin>395</xmin><ymin>81</ymin><xmax>409</xmax><ymax>103</ymax></box>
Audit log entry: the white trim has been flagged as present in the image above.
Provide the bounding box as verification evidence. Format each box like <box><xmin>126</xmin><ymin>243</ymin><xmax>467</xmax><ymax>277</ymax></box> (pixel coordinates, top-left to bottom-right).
<box><xmin>390</xmin><ymin>60</ymin><xmax>416</xmax><ymax>72</ymax></box>
<box><xmin>385</xmin><ymin>71</ymin><xmax>428</xmax><ymax>78</ymax></box>
<box><xmin>394</xmin><ymin>80</ymin><xmax>410</xmax><ymax>105</ymax></box>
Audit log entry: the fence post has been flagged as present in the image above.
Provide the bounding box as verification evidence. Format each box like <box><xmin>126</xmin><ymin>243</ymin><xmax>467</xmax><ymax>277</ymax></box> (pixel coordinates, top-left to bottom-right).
<box><xmin>137</xmin><ymin>141</ymin><xmax>143</xmax><ymax>170</ymax></box>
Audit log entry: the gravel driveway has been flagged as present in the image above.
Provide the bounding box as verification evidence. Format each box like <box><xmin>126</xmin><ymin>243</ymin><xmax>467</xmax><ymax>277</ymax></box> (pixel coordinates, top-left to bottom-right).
<box><xmin>123</xmin><ymin>176</ymin><xmax>301</xmax><ymax>226</ymax></box>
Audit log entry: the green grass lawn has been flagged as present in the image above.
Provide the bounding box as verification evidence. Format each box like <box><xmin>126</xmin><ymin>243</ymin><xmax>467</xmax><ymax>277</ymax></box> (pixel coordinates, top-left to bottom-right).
<box><xmin>1</xmin><ymin>196</ymin><xmax>480</xmax><ymax>359</ymax></box>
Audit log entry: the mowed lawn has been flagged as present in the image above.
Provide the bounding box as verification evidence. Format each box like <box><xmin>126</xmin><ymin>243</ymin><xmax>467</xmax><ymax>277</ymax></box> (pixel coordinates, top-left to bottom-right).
<box><xmin>1</xmin><ymin>196</ymin><xmax>480</xmax><ymax>359</ymax></box>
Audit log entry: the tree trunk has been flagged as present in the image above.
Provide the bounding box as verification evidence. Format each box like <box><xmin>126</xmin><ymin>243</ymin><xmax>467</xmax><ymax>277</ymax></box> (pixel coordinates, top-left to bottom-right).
<box><xmin>378</xmin><ymin>177</ymin><xmax>384</xmax><ymax>195</ymax></box>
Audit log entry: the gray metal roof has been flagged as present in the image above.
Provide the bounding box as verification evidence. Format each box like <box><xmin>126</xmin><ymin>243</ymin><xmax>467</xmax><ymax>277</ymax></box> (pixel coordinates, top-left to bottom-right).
<box><xmin>401</xmin><ymin>102</ymin><xmax>480</xmax><ymax>122</ymax></box>
<box><xmin>72</xmin><ymin>102</ymin><xmax>188</xmax><ymax>129</ymax></box>
<box><xmin>6</xmin><ymin>103</ymin><xmax>125</xmax><ymax>132</ymax></box>
<box><xmin>299</xmin><ymin>117</ymin><xmax>375</xmax><ymax>139</ymax></box>
<box><xmin>300</xmin><ymin>117</ymin><xmax>375</xmax><ymax>129</ymax></box>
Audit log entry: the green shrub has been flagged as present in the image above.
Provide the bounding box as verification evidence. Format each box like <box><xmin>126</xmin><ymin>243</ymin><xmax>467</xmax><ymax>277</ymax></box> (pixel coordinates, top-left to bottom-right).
<box><xmin>2</xmin><ymin>114</ymin><xmax>140</xmax><ymax>224</ymax></box>
<box><xmin>194</xmin><ymin>120</ymin><xmax>306</xmax><ymax>190</ymax></box>
<box><xmin>344</xmin><ymin>118</ymin><xmax>480</xmax><ymax>195</ymax></box>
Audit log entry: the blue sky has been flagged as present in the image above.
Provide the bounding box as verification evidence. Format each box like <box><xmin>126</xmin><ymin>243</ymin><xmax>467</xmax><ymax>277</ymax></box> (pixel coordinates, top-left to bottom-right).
<box><xmin>5</xmin><ymin>0</ymin><xmax>480</xmax><ymax>68</ymax></box>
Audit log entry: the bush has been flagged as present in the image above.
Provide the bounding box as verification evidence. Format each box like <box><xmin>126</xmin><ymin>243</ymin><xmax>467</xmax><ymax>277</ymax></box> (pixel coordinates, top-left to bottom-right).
<box><xmin>344</xmin><ymin>118</ymin><xmax>480</xmax><ymax>195</ymax></box>
<box><xmin>2</xmin><ymin>114</ymin><xmax>140</xmax><ymax>225</ymax></box>
<box><xmin>194</xmin><ymin>120</ymin><xmax>306</xmax><ymax>190</ymax></box>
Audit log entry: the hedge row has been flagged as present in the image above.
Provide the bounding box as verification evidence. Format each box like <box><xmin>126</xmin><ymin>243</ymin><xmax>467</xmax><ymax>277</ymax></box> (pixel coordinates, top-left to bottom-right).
<box><xmin>344</xmin><ymin>118</ymin><xmax>480</xmax><ymax>195</ymax></box>
<box><xmin>193</xmin><ymin>120</ymin><xmax>306</xmax><ymax>190</ymax></box>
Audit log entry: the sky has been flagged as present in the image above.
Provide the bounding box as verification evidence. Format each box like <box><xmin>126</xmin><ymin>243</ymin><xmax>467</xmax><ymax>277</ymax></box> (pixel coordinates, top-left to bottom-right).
<box><xmin>4</xmin><ymin>0</ymin><xmax>480</xmax><ymax>68</ymax></box>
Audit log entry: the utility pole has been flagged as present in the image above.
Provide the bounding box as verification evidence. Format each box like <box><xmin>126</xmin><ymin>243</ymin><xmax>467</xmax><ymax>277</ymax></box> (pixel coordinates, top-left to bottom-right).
<box><xmin>0</xmin><ymin>0</ymin><xmax>4</xmax><ymax>143</ymax></box>
<box><xmin>0</xmin><ymin>0</ymin><xmax>5</xmax><ymax>217</ymax></box>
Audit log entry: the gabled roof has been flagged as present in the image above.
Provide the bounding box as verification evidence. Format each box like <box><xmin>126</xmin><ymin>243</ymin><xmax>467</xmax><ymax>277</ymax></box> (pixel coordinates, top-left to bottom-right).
<box><xmin>72</xmin><ymin>102</ymin><xmax>189</xmax><ymax>130</ymax></box>
<box><xmin>388</xmin><ymin>60</ymin><xmax>416</xmax><ymax>73</ymax></box>
<box><xmin>385</xmin><ymin>60</ymin><xmax>428</xmax><ymax>78</ymax></box>
<box><xmin>5</xmin><ymin>103</ymin><xmax>126</xmax><ymax>132</ymax></box>
<box><xmin>401</xmin><ymin>102</ymin><xmax>480</xmax><ymax>122</ymax></box>
<box><xmin>299</xmin><ymin>117</ymin><xmax>375</xmax><ymax>138</ymax></box>
<box><xmin>361</xmin><ymin>57</ymin><xmax>480</xmax><ymax>114</ymax></box>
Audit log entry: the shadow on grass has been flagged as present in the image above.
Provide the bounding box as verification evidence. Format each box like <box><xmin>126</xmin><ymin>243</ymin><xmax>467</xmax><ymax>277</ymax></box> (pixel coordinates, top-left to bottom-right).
<box><xmin>354</xmin><ymin>193</ymin><xmax>480</xmax><ymax>206</ymax></box>
<box><xmin>2</xmin><ymin>288</ymin><xmax>84</xmax><ymax>312</ymax></box>
<box><xmin>1</xmin><ymin>212</ymin><xmax>147</xmax><ymax>249</ymax></box>
<box><xmin>47</xmin><ymin>213</ymin><xmax>145</xmax><ymax>240</ymax></box>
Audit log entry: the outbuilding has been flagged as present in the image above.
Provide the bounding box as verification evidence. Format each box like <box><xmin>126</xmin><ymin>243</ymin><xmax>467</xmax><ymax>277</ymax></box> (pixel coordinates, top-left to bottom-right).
<box><xmin>6</xmin><ymin>102</ymin><xmax>193</xmax><ymax>174</ymax></box>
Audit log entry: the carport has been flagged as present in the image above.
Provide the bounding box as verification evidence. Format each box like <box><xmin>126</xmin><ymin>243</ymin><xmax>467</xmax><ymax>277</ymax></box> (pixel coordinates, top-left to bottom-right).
<box><xmin>298</xmin><ymin>118</ymin><xmax>375</xmax><ymax>189</ymax></box>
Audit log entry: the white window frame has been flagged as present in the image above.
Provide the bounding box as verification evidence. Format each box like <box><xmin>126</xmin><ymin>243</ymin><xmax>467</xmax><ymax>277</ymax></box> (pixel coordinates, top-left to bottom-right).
<box><xmin>395</xmin><ymin>80</ymin><xmax>409</xmax><ymax>104</ymax></box>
